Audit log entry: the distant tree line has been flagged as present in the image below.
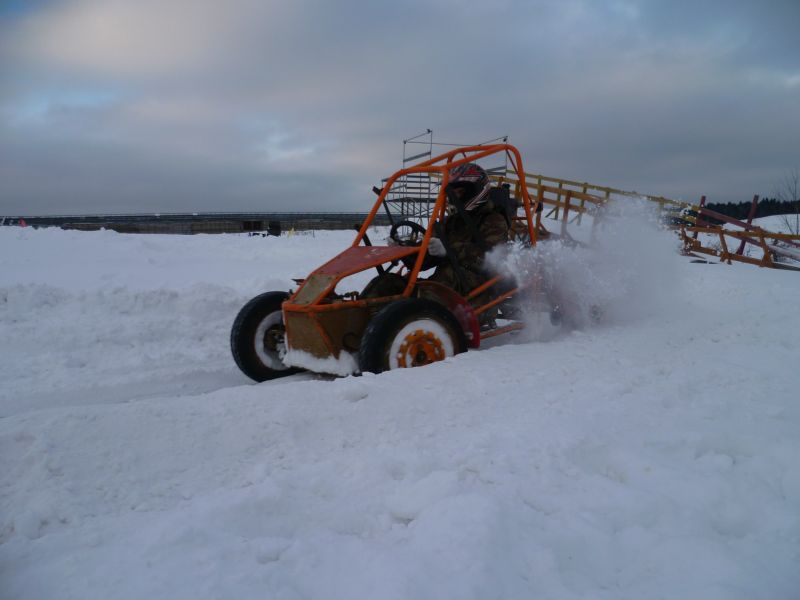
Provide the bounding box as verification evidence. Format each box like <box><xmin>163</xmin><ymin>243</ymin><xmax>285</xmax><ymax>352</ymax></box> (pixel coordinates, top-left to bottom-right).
<box><xmin>704</xmin><ymin>198</ymin><xmax>799</xmax><ymax>221</ymax></box>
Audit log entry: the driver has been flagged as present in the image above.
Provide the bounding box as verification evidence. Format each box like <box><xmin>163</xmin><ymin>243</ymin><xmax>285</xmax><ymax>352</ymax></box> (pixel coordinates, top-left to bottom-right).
<box><xmin>427</xmin><ymin>163</ymin><xmax>509</xmax><ymax>302</ymax></box>
<box><xmin>362</xmin><ymin>163</ymin><xmax>509</xmax><ymax>312</ymax></box>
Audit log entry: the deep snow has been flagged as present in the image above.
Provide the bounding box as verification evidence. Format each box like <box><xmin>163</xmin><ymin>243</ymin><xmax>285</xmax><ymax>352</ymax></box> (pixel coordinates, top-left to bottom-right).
<box><xmin>1</xmin><ymin>225</ymin><xmax>799</xmax><ymax>599</ymax></box>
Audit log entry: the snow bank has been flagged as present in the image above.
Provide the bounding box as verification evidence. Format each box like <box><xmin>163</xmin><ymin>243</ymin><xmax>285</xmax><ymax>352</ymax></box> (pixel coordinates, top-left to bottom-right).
<box><xmin>0</xmin><ymin>228</ymin><xmax>362</xmax><ymax>415</ymax></box>
<box><xmin>751</xmin><ymin>214</ymin><xmax>798</xmax><ymax>234</ymax></box>
<box><xmin>283</xmin><ymin>348</ymin><xmax>359</xmax><ymax>377</ymax></box>
<box><xmin>1</xmin><ymin>226</ymin><xmax>799</xmax><ymax>599</ymax></box>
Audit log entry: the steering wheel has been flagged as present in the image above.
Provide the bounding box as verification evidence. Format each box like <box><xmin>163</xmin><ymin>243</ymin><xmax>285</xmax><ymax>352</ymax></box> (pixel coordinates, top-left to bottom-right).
<box><xmin>389</xmin><ymin>220</ymin><xmax>427</xmax><ymax>246</ymax></box>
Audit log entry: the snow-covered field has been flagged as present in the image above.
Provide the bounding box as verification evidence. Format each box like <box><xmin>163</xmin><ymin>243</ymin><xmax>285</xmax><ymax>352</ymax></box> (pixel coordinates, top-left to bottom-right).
<box><xmin>1</xmin><ymin>225</ymin><xmax>799</xmax><ymax>599</ymax></box>
<box><xmin>751</xmin><ymin>214</ymin><xmax>799</xmax><ymax>233</ymax></box>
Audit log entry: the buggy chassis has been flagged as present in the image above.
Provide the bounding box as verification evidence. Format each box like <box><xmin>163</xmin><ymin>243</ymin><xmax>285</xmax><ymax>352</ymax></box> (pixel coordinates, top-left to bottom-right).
<box><xmin>231</xmin><ymin>143</ymin><xmax>543</xmax><ymax>379</ymax></box>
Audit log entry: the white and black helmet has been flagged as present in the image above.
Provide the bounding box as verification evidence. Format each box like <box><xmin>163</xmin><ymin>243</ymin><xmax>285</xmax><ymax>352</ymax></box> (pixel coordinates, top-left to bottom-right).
<box><xmin>446</xmin><ymin>163</ymin><xmax>491</xmax><ymax>211</ymax></box>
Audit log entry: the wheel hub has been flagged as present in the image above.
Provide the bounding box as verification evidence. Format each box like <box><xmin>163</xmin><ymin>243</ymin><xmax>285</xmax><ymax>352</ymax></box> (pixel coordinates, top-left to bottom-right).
<box><xmin>396</xmin><ymin>329</ymin><xmax>445</xmax><ymax>367</ymax></box>
<box><xmin>263</xmin><ymin>326</ymin><xmax>286</xmax><ymax>357</ymax></box>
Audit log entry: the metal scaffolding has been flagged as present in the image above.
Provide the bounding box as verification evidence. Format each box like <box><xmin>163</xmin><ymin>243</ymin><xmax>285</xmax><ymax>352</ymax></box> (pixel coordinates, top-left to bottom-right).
<box><xmin>383</xmin><ymin>130</ymin><xmax>510</xmax><ymax>223</ymax></box>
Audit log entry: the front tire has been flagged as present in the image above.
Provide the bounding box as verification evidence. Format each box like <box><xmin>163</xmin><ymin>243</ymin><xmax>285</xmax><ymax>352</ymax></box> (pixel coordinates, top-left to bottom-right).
<box><xmin>231</xmin><ymin>291</ymin><xmax>301</xmax><ymax>382</ymax></box>
<box><xmin>358</xmin><ymin>298</ymin><xmax>467</xmax><ymax>374</ymax></box>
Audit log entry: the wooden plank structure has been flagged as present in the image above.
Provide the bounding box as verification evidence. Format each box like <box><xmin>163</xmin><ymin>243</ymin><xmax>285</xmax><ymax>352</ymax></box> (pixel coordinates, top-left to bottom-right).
<box><xmin>483</xmin><ymin>170</ymin><xmax>800</xmax><ymax>272</ymax></box>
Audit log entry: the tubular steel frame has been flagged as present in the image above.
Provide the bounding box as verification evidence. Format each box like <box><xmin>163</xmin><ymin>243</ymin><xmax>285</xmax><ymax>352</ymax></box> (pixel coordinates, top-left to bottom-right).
<box><xmin>356</xmin><ymin>143</ymin><xmax>536</xmax><ymax>298</ymax></box>
<box><xmin>282</xmin><ymin>144</ymin><xmax>538</xmax><ymax>361</ymax></box>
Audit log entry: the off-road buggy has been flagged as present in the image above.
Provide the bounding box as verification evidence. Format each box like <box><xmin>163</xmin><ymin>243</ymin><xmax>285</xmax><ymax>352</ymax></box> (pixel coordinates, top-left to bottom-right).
<box><xmin>231</xmin><ymin>143</ymin><xmax>551</xmax><ymax>380</ymax></box>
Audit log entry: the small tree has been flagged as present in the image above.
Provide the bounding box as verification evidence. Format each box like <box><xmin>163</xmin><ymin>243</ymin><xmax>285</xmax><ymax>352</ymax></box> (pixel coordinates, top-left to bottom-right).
<box><xmin>775</xmin><ymin>168</ymin><xmax>799</xmax><ymax>234</ymax></box>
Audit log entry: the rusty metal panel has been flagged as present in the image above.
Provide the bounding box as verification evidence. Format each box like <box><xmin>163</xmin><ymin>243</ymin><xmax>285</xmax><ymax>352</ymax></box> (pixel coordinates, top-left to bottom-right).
<box><xmin>291</xmin><ymin>274</ymin><xmax>338</xmax><ymax>305</ymax></box>
<box><xmin>285</xmin><ymin>305</ymin><xmax>373</xmax><ymax>358</ymax></box>
<box><xmin>316</xmin><ymin>246</ymin><xmax>417</xmax><ymax>276</ymax></box>
<box><xmin>284</xmin><ymin>312</ymin><xmax>331</xmax><ymax>358</ymax></box>
<box><xmin>315</xmin><ymin>306</ymin><xmax>372</xmax><ymax>354</ymax></box>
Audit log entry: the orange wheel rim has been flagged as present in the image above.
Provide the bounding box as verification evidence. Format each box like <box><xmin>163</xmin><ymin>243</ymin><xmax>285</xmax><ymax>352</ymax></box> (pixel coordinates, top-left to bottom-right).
<box><xmin>396</xmin><ymin>329</ymin><xmax>446</xmax><ymax>368</ymax></box>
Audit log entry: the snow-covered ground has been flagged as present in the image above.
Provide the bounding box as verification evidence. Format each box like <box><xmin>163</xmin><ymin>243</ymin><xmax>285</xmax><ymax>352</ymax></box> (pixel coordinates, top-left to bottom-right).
<box><xmin>1</xmin><ymin>224</ymin><xmax>799</xmax><ymax>599</ymax></box>
<box><xmin>751</xmin><ymin>214</ymin><xmax>799</xmax><ymax>233</ymax></box>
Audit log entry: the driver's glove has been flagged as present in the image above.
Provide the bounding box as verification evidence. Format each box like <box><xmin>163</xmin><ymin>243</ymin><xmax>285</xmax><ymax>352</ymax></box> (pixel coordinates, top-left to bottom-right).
<box><xmin>427</xmin><ymin>237</ymin><xmax>446</xmax><ymax>257</ymax></box>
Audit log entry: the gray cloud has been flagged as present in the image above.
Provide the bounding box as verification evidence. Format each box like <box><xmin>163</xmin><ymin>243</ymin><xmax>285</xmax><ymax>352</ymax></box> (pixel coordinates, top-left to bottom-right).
<box><xmin>1</xmin><ymin>0</ymin><xmax>798</xmax><ymax>215</ymax></box>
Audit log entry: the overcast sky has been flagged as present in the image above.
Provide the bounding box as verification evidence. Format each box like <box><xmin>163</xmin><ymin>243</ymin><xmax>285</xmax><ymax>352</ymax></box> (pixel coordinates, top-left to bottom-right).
<box><xmin>1</xmin><ymin>0</ymin><xmax>798</xmax><ymax>215</ymax></box>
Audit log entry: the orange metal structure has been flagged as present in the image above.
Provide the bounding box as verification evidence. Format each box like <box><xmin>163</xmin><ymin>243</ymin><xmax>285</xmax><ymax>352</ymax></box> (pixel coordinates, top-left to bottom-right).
<box><xmin>281</xmin><ymin>144</ymin><xmax>538</xmax><ymax>367</ymax></box>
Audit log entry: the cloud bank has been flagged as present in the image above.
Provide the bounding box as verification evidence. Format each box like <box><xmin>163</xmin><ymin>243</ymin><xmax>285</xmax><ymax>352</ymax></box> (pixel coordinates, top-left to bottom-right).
<box><xmin>1</xmin><ymin>0</ymin><xmax>798</xmax><ymax>214</ymax></box>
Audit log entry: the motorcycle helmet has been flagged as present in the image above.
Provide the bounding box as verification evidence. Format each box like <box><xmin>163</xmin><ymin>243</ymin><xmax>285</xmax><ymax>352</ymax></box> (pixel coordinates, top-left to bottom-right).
<box><xmin>446</xmin><ymin>162</ymin><xmax>491</xmax><ymax>211</ymax></box>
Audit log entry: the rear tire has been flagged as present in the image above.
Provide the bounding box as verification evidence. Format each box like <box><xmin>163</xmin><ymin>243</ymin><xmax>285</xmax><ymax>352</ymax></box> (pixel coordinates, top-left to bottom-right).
<box><xmin>358</xmin><ymin>298</ymin><xmax>467</xmax><ymax>374</ymax></box>
<box><xmin>231</xmin><ymin>291</ymin><xmax>301</xmax><ymax>382</ymax></box>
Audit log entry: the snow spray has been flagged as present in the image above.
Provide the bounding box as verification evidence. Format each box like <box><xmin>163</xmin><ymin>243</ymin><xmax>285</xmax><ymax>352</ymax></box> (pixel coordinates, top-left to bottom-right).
<box><xmin>486</xmin><ymin>198</ymin><xmax>683</xmax><ymax>336</ymax></box>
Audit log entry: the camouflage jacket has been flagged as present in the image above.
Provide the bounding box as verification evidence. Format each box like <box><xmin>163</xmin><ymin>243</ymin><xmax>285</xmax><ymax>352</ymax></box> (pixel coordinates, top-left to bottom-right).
<box><xmin>441</xmin><ymin>200</ymin><xmax>509</xmax><ymax>273</ymax></box>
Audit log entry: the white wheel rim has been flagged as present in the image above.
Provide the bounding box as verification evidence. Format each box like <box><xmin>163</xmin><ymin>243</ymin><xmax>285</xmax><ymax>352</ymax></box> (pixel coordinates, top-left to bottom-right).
<box><xmin>388</xmin><ymin>318</ymin><xmax>455</xmax><ymax>369</ymax></box>
<box><xmin>254</xmin><ymin>311</ymin><xmax>290</xmax><ymax>370</ymax></box>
